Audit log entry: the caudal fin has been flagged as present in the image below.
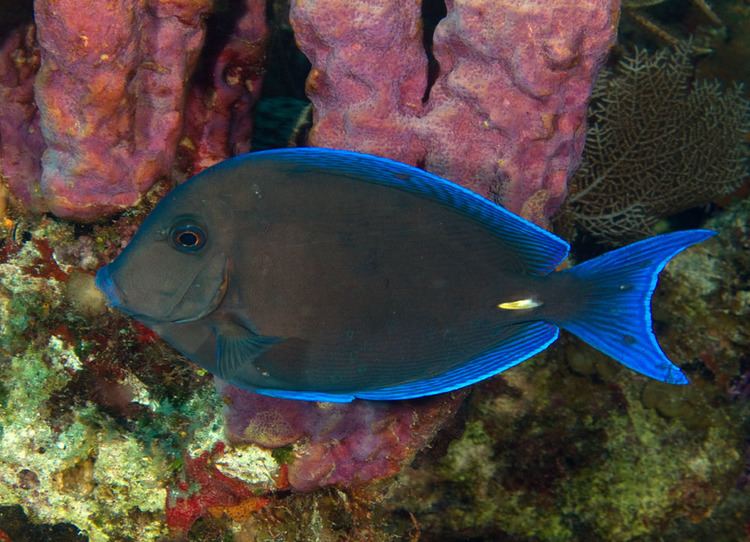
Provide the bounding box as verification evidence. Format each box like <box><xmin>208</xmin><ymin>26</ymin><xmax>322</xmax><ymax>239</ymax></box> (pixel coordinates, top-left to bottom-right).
<box><xmin>556</xmin><ymin>230</ymin><xmax>715</xmax><ymax>384</ymax></box>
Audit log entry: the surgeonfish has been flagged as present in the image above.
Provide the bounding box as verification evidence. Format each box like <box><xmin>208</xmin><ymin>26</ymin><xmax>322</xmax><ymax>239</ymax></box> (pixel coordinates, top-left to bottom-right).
<box><xmin>95</xmin><ymin>148</ymin><xmax>714</xmax><ymax>402</ymax></box>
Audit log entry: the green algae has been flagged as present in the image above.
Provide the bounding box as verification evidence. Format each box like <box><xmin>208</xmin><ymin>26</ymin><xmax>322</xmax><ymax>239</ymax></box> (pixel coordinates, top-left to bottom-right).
<box><xmin>0</xmin><ymin>348</ymin><xmax>94</xmax><ymax>483</ymax></box>
<box><xmin>271</xmin><ymin>444</ymin><xmax>296</xmax><ymax>466</ymax></box>
<box><xmin>0</xmin><ymin>339</ymin><xmax>170</xmax><ymax>541</ymax></box>
<box><xmin>439</xmin><ymin>420</ymin><xmax>496</xmax><ymax>485</ymax></box>
<box><xmin>0</xmin><ymin>217</ymin><xmax>279</xmax><ymax>540</ymax></box>
<box><xmin>560</xmin><ymin>387</ymin><xmax>741</xmax><ymax>540</ymax></box>
<box><xmin>392</xmin><ymin>356</ymin><xmax>745</xmax><ymax>541</ymax></box>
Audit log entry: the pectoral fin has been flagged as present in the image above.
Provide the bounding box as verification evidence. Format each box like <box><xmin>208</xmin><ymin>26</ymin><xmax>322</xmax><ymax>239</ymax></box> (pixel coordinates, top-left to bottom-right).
<box><xmin>214</xmin><ymin>321</ymin><xmax>314</xmax><ymax>393</ymax></box>
<box><xmin>214</xmin><ymin>321</ymin><xmax>282</xmax><ymax>381</ymax></box>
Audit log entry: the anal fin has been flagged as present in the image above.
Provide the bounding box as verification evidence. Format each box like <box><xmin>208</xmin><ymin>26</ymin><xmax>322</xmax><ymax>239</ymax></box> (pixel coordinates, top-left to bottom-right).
<box><xmin>356</xmin><ymin>321</ymin><xmax>559</xmax><ymax>400</ymax></box>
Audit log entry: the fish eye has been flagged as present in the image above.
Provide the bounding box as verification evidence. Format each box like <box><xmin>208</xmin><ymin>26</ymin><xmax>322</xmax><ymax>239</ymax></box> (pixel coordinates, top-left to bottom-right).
<box><xmin>170</xmin><ymin>223</ymin><xmax>206</xmax><ymax>252</ymax></box>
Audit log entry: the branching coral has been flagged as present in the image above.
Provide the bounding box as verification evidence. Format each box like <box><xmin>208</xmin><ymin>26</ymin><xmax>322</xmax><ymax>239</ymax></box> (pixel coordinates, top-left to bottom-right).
<box><xmin>560</xmin><ymin>43</ymin><xmax>749</xmax><ymax>245</ymax></box>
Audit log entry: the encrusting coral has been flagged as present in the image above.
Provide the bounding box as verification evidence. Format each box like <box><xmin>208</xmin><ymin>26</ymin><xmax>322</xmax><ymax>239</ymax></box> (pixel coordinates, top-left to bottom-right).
<box><xmin>0</xmin><ymin>215</ymin><xmax>280</xmax><ymax>540</ymax></box>
<box><xmin>559</xmin><ymin>43</ymin><xmax>749</xmax><ymax>245</ymax></box>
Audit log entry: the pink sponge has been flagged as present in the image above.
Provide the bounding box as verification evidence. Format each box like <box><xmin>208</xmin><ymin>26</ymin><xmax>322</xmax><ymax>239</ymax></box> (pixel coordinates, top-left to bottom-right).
<box><xmin>33</xmin><ymin>0</ymin><xmax>214</xmax><ymax>220</ymax></box>
<box><xmin>291</xmin><ymin>0</ymin><xmax>619</xmax><ymax>226</ymax></box>
<box><xmin>220</xmin><ymin>382</ymin><xmax>465</xmax><ymax>491</ymax></box>
<box><xmin>1</xmin><ymin>0</ymin><xmax>267</xmax><ymax>221</ymax></box>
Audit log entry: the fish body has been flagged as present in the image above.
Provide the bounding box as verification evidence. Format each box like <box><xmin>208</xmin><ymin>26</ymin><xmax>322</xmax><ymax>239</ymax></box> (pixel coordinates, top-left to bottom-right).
<box><xmin>96</xmin><ymin>148</ymin><xmax>714</xmax><ymax>401</ymax></box>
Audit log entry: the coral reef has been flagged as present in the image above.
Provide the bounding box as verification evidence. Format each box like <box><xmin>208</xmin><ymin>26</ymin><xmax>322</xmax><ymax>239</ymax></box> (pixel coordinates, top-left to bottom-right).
<box><xmin>0</xmin><ymin>0</ymin><xmax>267</xmax><ymax>221</ymax></box>
<box><xmin>1</xmin><ymin>0</ymin><xmax>748</xmax><ymax>540</ymax></box>
<box><xmin>290</xmin><ymin>0</ymin><xmax>620</xmax><ymax>225</ymax></box>
<box><xmin>0</xmin><ymin>214</ymin><xmax>279</xmax><ymax>540</ymax></box>
<box><xmin>559</xmin><ymin>43</ymin><xmax>749</xmax><ymax>245</ymax></box>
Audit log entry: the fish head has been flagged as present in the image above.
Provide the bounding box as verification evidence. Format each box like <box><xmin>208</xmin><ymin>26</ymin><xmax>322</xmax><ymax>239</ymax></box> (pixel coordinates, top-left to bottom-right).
<box><xmin>96</xmin><ymin>183</ymin><xmax>232</xmax><ymax>325</ymax></box>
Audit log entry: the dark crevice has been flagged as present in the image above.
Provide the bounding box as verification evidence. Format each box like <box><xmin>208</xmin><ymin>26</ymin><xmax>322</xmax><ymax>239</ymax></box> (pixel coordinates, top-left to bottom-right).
<box><xmin>189</xmin><ymin>0</ymin><xmax>250</xmax><ymax>90</ymax></box>
<box><xmin>261</xmin><ymin>0</ymin><xmax>311</xmax><ymax>100</ymax></box>
<box><xmin>249</xmin><ymin>0</ymin><xmax>312</xmax><ymax>149</ymax></box>
<box><xmin>421</xmin><ymin>0</ymin><xmax>447</xmax><ymax>103</ymax></box>
<box><xmin>0</xmin><ymin>0</ymin><xmax>34</xmax><ymax>46</ymax></box>
<box><xmin>0</xmin><ymin>505</ymin><xmax>88</xmax><ymax>542</ymax></box>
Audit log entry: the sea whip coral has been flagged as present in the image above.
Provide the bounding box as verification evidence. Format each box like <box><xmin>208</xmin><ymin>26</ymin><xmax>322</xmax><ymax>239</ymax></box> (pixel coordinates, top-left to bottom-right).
<box><xmin>291</xmin><ymin>0</ymin><xmax>620</xmax><ymax>226</ymax></box>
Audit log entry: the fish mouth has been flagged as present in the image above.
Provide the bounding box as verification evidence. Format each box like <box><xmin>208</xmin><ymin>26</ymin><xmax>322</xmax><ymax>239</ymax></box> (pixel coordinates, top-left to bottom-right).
<box><xmin>96</xmin><ymin>256</ymin><xmax>230</xmax><ymax>325</ymax></box>
<box><xmin>95</xmin><ymin>265</ymin><xmax>125</xmax><ymax>308</ymax></box>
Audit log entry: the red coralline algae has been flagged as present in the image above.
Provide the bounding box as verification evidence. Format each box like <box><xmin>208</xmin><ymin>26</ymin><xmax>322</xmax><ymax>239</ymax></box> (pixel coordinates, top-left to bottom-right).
<box><xmin>1</xmin><ymin>0</ymin><xmax>267</xmax><ymax>221</ymax></box>
<box><xmin>23</xmin><ymin>239</ymin><xmax>68</xmax><ymax>281</ymax></box>
<box><xmin>166</xmin><ymin>442</ymin><xmax>268</xmax><ymax>533</ymax></box>
<box><xmin>290</xmin><ymin>0</ymin><xmax>620</xmax><ymax>225</ymax></box>
<box><xmin>219</xmin><ymin>382</ymin><xmax>466</xmax><ymax>492</ymax></box>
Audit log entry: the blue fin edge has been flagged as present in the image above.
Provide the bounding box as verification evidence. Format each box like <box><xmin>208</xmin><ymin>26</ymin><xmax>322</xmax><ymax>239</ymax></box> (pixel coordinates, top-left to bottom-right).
<box><xmin>253</xmin><ymin>321</ymin><xmax>558</xmax><ymax>402</ymax></box>
<box><xmin>356</xmin><ymin>322</ymin><xmax>558</xmax><ymax>400</ymax></box>
<box><xmin>556</xmin><ymin>229</ymin><xmax>716</xmax><ymax>384</ymax></box>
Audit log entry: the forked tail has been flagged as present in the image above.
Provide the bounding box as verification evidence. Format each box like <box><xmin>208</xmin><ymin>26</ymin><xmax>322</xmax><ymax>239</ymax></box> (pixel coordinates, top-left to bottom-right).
<box><xmin>554</xmin><ymin>230</ymin><xmax>715</xmax><ymax>384</ymax></box>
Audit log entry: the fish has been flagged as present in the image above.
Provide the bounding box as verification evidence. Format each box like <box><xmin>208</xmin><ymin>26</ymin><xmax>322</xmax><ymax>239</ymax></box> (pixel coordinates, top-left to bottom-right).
<box><xmin>95</xmin><ymin>147</ymin><xmax>714</xmax><ymax>402</ymax></box>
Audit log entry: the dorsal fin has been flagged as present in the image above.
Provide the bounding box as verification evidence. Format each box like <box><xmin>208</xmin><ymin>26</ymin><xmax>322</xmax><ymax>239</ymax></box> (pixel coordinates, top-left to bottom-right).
<box><xmin>237</xmin><ymin>148</ymin><xmax>569</xmax><ymax>275</ymax></box>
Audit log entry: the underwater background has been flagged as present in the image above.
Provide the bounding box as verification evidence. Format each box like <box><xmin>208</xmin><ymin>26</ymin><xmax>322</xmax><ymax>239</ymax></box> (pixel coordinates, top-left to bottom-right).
<box><xmin>0</xmin><ymin>0</ymin><xmax>748</xmax><ymax>540</ymax></box>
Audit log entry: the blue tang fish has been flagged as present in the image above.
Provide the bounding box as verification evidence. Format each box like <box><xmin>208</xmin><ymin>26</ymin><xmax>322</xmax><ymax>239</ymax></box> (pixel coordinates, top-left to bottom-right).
<box><xmin>95</xmin><ymin>148</ymin><xmax>714</xmax><ymax>402</ymax></box>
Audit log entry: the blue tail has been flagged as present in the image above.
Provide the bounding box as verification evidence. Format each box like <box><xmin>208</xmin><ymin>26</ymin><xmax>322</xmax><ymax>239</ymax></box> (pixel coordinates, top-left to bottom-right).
<box><xmin>555</xmin><ymin>230</ymin><xmax>715</xmax><ymax>384</ymax></box>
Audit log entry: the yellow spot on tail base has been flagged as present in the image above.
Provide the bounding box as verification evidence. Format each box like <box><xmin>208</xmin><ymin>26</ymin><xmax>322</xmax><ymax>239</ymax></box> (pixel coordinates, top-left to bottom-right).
<box><xmin>497</xmin><ymin>298</ymin><xmax>542</xmax><ymax>310</ymax></box>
